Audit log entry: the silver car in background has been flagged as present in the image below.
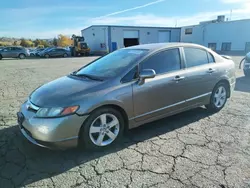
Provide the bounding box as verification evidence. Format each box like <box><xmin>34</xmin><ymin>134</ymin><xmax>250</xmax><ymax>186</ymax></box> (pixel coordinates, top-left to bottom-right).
<box><xmin>17</xmin><ymin>43</ymin><xmax>235</xmax><ymax>150</ymax></box>
<box><xmin>0</xmin><ymin>46</ymin><xmax>29</xmax><ymax>60</ymax></box>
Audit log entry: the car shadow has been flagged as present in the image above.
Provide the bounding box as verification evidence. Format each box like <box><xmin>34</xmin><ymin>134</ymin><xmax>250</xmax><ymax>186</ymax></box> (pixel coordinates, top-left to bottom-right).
<box><xmin>0</xmin><ymin>107</ymin><xmax>213</xmax><ymax>187</ymax></box>
<box><xmin>235</xmin><ymin>76</ymin><xmax>250</xmax><ymax>93</ymax></box>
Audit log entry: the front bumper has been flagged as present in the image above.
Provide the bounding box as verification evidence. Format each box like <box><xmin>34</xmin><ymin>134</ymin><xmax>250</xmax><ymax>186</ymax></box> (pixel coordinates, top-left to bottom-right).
<box><xmin>18</xmin><ymin>101</ymin><xmax>88</xmax><ymax>149</ymax></box>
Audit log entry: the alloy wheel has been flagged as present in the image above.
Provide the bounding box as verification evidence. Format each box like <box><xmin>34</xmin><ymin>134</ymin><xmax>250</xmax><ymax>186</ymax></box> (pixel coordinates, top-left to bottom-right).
<box><xmin>89</xmin><ymin>113</ymin><xmax>120</xmax><ymax>146</ymax></box>
<box><xmin>213</xmin><ymin>86</ymin><xmax>226</xmax><ymax>108</ymax></box>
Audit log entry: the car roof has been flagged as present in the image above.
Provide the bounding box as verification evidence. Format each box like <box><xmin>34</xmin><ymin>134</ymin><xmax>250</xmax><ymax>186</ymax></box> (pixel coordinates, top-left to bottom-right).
<box><xmin>126</xmin><ymin>43</ymin><xmax>208</xmax><ymax>52</ymax></box>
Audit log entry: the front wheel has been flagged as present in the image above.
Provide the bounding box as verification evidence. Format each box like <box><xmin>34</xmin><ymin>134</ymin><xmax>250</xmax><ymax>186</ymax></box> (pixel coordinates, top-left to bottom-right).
<box><xmin>63</xmin><ymin>53</ymin><xmax>68</xmax><ymax>58</ymax></box>
<box><xmin>79</xmin><ymin>108</ymin><xmax>124</xmax><ymax>150</ymax></box>
<box><xmin>206</xmin><ymin>82</ymin><xmax>228</xmax><ymax>112</ymax></box>
<box><xmin>0</xmin><ymin>55</ymin><xmax>2</xmax><ymax>60</ymax></box>
<box><xmin>45</xmin><ymin>54</ymin><xmax>49</xmax><ymax>58</ymax></box>
<box><xmin>19</xmin><ymin>53</ymin><xmax>25</xmax><ymax>59</ymax></box>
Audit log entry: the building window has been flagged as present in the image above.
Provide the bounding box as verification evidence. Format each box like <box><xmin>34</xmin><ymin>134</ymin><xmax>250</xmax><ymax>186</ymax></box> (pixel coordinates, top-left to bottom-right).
<box><xmin>221</xmin><ymin>43</ymin><xmax>231</xmax><ymax>51</ymax></box>
<box><xmin>208</xmin><ymin>43</ymin><xmax>217</xmax><ymax>51</ymax></box>
<box><xmin>185</xmin><ymin>28</ymin><xmax>193</xmax><ymax>35</ymax></box>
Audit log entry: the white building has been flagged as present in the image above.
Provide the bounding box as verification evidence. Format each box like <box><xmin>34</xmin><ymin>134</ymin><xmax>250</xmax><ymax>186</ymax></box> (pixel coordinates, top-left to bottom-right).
<box><xmin>81</xmin><ymin>25</ymin><xmax>181</xmax><ymax>54</ymax></box>
<box><xmin>181</xmin><ymin>17</ymin><xmax>250</xmax><ymax>53</ymax></box>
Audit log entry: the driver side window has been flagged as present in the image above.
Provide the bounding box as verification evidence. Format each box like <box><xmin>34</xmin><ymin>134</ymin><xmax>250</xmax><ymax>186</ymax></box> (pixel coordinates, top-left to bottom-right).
<box><xmin>140</xmin><ymin>48</ymin><xmax>181</xmax><ymax>75</ymax></box>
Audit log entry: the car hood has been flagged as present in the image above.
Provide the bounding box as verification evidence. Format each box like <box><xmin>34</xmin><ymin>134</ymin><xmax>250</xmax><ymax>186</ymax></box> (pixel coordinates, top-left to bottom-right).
<box><xmin>30</xmin><ymin>76</ymin><xmax>104</xmax><ymax>107</ymax></box>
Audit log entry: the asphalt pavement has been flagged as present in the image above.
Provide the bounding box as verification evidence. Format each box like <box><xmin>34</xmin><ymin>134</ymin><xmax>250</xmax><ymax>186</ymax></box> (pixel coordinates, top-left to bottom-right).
<box><xmin>0</xmin><ymin>56</ymin><xmax>250</xmax><ymax>188</ymax></box>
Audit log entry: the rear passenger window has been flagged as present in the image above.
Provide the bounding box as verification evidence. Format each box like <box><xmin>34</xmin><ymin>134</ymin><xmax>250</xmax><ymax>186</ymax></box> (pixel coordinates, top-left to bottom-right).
<box><xmin>207</xmin><ymin>52</ymin><xmax>215</xmax><ymax>63</ymax></box>
<box><xmin>184</xmin><ymin>48</ymin><xmax>209</xmax><ymax>68</ymax></box>
<box><xmin>140</xmin><ymin>48</ymin><xmax>181</xmax><ymax>74</ymax></box>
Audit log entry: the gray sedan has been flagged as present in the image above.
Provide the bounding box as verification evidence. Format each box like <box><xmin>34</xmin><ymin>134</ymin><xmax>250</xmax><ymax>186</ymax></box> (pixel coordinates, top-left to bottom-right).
<box><xmin>0</xmin><ymin>46</ymin><xmax>30</xmax><ymax>59</ymax></box>
<box><xmin>39</xmin><ymin>48</ymin><xmax>70</xmax><ymax>58</ymax></box>
<box><xmin>17</xmin><ymin>43</ymin><xmax>236</xmax><ymax>150</ymax></box>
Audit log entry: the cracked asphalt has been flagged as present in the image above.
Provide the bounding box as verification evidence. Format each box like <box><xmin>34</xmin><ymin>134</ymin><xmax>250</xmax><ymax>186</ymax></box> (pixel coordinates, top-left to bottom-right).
<box><xmin>0</xmin><ymin>56</ymin><xmax>250</xmax><ymax>188</ymax></box>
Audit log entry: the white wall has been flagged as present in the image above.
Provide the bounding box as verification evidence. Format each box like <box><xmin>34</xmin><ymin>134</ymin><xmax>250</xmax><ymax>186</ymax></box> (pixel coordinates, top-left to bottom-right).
<box><xmin>110</xmin><ymin>26</ymin><xmax>180</xmax><ymax>50</ymax></box>
<box><xmin>181</xmin><ymin>19</ymin><xmax>250</xmax><ymax>52</ymax></box>
<box><xmin>81</xmin><ymin>26</ymin><xmax>108</xmax><ymax>52</ymax></box>
<box><xmin>82</xmin><ymin>26</ymin><xmax>181</xmax><ymax>53</ymax></box>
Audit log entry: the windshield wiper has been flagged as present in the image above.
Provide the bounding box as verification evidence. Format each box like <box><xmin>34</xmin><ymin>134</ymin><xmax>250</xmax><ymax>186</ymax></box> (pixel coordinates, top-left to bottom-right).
<box><xmin>70</xmin><ymin>72</ymin><xmax>103</xmax><ymax>81</ymax></box>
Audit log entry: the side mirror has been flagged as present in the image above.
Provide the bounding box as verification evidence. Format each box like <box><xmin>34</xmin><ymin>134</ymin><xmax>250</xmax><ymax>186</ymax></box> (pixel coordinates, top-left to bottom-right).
<box><xmin>138</xmin><ymin>69</ymin><xmax>156</xmax><ymax>85</ymax></box>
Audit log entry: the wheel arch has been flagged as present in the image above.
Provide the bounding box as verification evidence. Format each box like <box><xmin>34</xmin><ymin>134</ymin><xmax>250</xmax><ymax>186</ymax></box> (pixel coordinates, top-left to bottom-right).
<box><xmin>215</xmin><ymin>79</ymin><xmax>231</xmax><ymax>98</ymax></box>
<box><xmin>19</xmin><ymin>53</ymin><xmax>26</xmax><ymax>57</ymax></box>
<box><xmin>77</xmin><ymin>104</ymin><xmax>129</xmax><ymax>148</ymax></box>
<box><xmin>90</xmin><ymin>104</ymin><xmax>129</xmax><ymax>131</ymax></box>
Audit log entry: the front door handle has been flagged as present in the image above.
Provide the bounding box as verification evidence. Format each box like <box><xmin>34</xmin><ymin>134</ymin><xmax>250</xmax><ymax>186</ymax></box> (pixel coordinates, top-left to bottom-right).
<box><xmin>207</xmin><ymin>68</ymin><xmax>215</xmax><ymax>73</ymax></box>
<box><xmin>173</xmin><ymin>76</ymin><xmax>185</xmax><ymax>81</ymax></box>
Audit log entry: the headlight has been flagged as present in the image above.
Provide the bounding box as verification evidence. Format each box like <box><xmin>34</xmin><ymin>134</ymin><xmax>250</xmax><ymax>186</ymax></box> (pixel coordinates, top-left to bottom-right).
<box><xmin>36</xmin><ymin>106</ymin><xmax>79</xmax><ymax>117</ymax></box>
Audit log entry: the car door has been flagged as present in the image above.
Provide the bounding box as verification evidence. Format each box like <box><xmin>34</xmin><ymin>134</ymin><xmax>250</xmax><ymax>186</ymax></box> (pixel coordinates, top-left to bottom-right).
<box><xmin>132</xmin><ymin>48</ymin><xmax>187</xmax><ymax>122</ymax></box>
<box><xmin>1</xmin><ymin>47</ymin><xmax>13</xmax><ymax>58</ymax></box>
<box><xmin>12</xmin><ymin>47</ymin><xmax>21</xmax><ymax>57</ymax></box>
<box><xmin>48</xmin><ymin>49</ymin><xmax>57</xmax><ymax>57</ymax></box>
<box><xmin>58</xmin><ymin>49</ymin><xmax>66</xmax><ymax>56</ymax></box>
<box><xmin>180</xmin><ymin>47</ymin><xmax>218</xmax><ymax>106</ymax></box>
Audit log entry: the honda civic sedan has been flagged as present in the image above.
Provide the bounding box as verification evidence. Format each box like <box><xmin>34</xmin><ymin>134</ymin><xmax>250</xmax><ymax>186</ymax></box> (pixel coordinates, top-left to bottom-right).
<box><xmin>17</xmin><ymin>43</ymin><xmax>235</xmax><ymax>150</ymax></box>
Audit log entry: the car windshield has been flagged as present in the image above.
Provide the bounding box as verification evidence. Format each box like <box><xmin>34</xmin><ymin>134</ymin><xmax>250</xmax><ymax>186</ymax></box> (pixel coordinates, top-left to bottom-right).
<box><xmin>75</xmin><ymin>49</ymin><xmax>148</xmax><ymax>78</ymax></box>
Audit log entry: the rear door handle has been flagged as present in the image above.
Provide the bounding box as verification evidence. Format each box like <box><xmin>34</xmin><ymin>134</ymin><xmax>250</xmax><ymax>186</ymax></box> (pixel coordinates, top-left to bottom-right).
<box><xmin>173</xmin><ymin>76</ymin><xmax>185</xmax><ymax>81</ymax></box>
<box><xmin>207</xmin><ymin>68</ymin><xmax>215</xmax><ymax>73</ymax></box>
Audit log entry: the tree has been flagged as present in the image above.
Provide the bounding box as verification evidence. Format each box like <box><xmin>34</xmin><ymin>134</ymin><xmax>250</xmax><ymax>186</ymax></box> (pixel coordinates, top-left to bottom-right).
<box><xmin>20</xmin><ymin>39</ymin><xmax>34</xmax><ymax>47</ymax></box>
<box><xmin>13</xmin><ymin>41</ymin><xmax>18</xmax><ymax>46</ymax></box>
<box><xmin>40</xmin><ymin>40</ymin><xmax>50</xmax><ymax>47</ymax></box>
<box><xmin>33</xmin><ymin>39</ymin><xmax>50</xmax><ymax>47</ymax></box>
<box><xmin>53</xmin><ymin>37</ymin><xmax>58</xmax><ymax>46</ymax></box>
<box><xmin>57</xmin><ymin>34</ymin><xmax>72</xmax><ymax>47</ymax></box>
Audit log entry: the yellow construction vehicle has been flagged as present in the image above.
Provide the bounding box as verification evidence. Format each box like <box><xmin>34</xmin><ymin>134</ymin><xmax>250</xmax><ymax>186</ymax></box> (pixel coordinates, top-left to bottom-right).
<box><xmin>71</xmin><ymin>35</ymin><xmax>90</xmax><ymax>56</ymax></box>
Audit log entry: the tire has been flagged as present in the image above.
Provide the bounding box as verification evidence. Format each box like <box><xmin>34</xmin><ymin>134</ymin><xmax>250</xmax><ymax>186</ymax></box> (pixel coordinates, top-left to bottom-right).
<box><xmin>30</xmin><ymin>53</ymin><xmax>34</xmax><ymax>57</ymax></box>
<box><xmin>45</xmin><ymin>54</ymin><xmax>49</xmax><ymax>58</ymax></box>
<box><xmin>0</xmin><ymin>55</ymin><xmax>2</xmax><ymax>60</ymax></box>
<box><xmin>19</xmin><ymin>53</ymin><xmax>26</xmax><ymax>59</ymax></box>
<box><xmin>63</xmin><ymin>53</ymin><xmax>68</xmax><ymax>58</ymax></box>
<box><xmin>79</xmin><ymin>107</ymin><xmax>125</xmax><ymax>150</ymax></box>
<box><xmin>205</xmin><ymin>82</ymin><xmax>228</xmax><ymax>112</ymax></box>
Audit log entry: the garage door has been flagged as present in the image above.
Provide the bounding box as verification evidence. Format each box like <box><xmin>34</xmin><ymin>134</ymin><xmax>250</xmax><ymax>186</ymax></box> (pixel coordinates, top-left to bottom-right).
<box><xmin>158</xmin><ymin>31</ymin><xmax>170</xmax><ymax>43</ymax></box>
<box><xmin>123</xmin><ymin>30</ymin><xmax>139</xmax><ymax>38</ymax></box>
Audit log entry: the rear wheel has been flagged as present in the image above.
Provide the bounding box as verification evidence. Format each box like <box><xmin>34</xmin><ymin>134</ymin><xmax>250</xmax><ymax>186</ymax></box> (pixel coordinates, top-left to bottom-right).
<box><xmin>19</xmin><ymin>53</ymin><xmax>25</xmax><ymax>59</ymax></box>
<box><xmin>79</xmin><ymin>107</ymin><xmax>124</xmax><ymax>150</ymax></box>
<box><xmin>0</xmin><ymin>54</ymin><xmax>2</xmax><ymax>60</ymax></box>
<box><xmin>63</xmin><ymin>53</ymin><xmax>68</xmax><ymax>58</ymax></box>
<box><xmin>206</xmin><ymin>82</ymin><xmax>228</xmax><ymax>112</ymax></box>
<box><xmin>45</xmin><ymin>54</ymin><xmax>49</xmax><ymax>58</ymax></box>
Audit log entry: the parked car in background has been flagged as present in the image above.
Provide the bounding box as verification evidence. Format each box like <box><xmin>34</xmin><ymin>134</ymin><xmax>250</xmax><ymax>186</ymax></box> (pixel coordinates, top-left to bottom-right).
<box><xmin>39</xmin><ymin>48</ymin><xmax>70</xmax><ymax>58</ymax></box>
<box><xmin>37</xmin><ymin>47</ymin><xmax>54</xmax><ymax>56</ymax></box>
<box><xmin>0</xmin><ymin>46</ymin><xmax>29</xmax><ymax>60</ymax></box>
<box><xmin>17</xmin><ymin>43</ymin><xmax>235</xmax><ymax>150</ymax></box>
<box><xmin>30</xmin><ymin>48</ymin><xmax>44</xmax><ymax>56</ymax></box>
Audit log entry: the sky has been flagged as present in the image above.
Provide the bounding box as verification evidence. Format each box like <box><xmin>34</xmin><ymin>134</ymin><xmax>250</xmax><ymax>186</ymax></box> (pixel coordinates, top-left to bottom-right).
<box><xmin>0</xmin><ymin>0</ymin><xmax>249</xmax><ymax>38</ymax></box>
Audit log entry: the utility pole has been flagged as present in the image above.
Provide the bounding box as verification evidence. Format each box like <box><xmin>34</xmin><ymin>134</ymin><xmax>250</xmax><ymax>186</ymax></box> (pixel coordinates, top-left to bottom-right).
<box><xmin>230</xmin><ymin>9</ymin><xmax>232</xmax><ymax>21</ymax></box>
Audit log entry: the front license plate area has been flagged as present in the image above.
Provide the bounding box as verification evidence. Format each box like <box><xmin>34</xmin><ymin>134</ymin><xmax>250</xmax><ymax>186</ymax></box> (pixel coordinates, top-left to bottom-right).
<box><xmin>17</xmin><ymin>112</ymin><xmax>25</xmax><ymax>126</ymax></box>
